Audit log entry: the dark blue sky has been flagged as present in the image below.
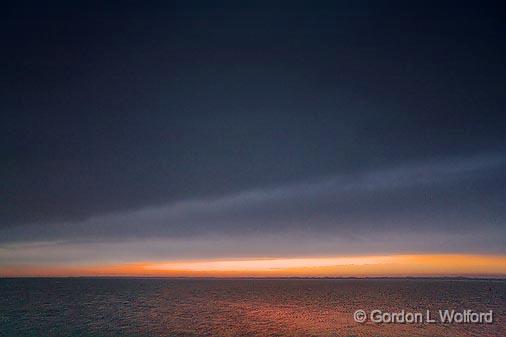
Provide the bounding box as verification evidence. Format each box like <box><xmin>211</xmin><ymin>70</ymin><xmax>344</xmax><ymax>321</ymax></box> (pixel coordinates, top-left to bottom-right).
<box><xmin>1</xmin><ymin>1</ymin><xmax>505</xmax><ymax>264</ymax></box>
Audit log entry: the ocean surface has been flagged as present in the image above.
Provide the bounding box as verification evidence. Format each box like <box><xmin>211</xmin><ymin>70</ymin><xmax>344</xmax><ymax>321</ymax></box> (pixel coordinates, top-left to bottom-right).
<box><xmin>0</xmin><ymin>278</ymin><xmax>504</xmax><ymax>337</ymax></box>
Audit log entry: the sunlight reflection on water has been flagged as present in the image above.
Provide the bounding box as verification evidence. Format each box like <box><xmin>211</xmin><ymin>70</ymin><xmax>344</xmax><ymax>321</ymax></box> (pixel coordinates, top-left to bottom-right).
<box><xmin>1</xmin><ymin>278</ymin><xmax>504</xmax><ymax>337</ymax></box>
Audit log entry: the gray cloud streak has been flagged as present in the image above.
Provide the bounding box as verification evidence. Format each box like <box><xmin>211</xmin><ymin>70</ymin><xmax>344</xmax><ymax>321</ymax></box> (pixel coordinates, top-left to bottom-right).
<box><xmin>2</xmin><ymin>153</ymin><xmax>505</xmax><ymax>249</ymax></box>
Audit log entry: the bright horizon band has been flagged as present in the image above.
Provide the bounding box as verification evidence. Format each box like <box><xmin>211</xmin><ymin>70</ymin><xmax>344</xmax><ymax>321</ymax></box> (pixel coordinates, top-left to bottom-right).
<box><xmin>2</xmin><ymin>254</ymin><xmax>505</xmax><ymax>278</ymax></box>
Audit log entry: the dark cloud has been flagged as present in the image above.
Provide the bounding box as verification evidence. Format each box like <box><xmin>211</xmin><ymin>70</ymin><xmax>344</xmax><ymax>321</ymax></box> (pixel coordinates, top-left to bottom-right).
<box><xmin>2</xmin><ymin>154</ymin><xmax>504</xmax><ymax>249</ymax></box>
<box><xmin>2</xmin><ymin>1</ymin><xmax>506</xmax><ymax>261</ymax></box>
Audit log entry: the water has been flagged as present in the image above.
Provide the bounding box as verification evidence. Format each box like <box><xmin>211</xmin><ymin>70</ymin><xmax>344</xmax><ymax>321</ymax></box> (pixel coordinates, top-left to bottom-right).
<box><xmin>1</xmin><ymin>278</ymin><xmax>504</xmax><ymax>337</ymax></box>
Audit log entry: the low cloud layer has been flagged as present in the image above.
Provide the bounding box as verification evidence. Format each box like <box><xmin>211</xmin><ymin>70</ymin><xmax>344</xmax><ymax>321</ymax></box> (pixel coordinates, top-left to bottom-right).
<box><xmin>2</xmin><ymin>230</ymin><xmax>505</xmax><ymax>267</ymax></box>
<box><xmin>1</xmin><ymin>153</ymin><xmax>505</xmax><ymax>265</ymax></box>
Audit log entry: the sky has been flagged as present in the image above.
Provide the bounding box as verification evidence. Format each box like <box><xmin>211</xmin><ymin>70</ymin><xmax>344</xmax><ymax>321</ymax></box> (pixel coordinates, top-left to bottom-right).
<box><xmin>1</xmin><ymin>1</ymin><xmax>506</xmax><ymax>277</ymax></box>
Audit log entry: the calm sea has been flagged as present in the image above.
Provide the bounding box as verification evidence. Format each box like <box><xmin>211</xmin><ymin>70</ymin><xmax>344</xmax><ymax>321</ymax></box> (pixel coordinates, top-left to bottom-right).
<box><xmin>0</xmin><ymin>278</ymin><xmax>504</xmax><ymax>337</ymax></box>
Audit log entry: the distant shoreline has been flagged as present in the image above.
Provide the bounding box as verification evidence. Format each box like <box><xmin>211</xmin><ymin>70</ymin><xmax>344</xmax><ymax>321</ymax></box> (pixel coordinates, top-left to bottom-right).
<box><xmin>2</xmin><ymin>276</ymin><xmax>505</xmax><ymax>281</ymax></box>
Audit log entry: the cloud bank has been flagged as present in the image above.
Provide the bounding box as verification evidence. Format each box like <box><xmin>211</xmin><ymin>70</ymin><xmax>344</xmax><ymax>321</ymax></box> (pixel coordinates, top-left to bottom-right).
<box><xmin>1</xmin><ymin>153</ymin><xmax>505</xmax><ymax>265</ymax></box>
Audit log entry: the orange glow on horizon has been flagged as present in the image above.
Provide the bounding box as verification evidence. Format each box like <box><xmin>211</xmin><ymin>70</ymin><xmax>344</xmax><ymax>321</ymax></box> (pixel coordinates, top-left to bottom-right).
<box><xmin>146</xmin><ymin>256</ymin><xmax>394</xmax><ymax>272</ymax></box>
<box><xmin>2</xmin><ymin>254</ymin><xmax>505</xmax><ymax>278</ymax></box>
